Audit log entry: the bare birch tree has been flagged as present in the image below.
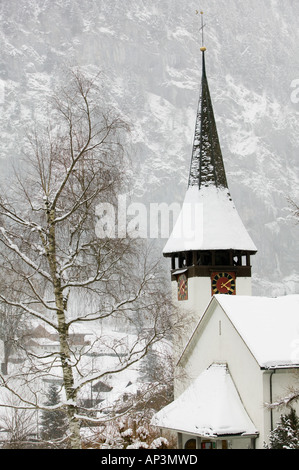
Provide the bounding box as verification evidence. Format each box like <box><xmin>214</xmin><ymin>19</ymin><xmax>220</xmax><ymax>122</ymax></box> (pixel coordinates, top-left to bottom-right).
<box><xmin>0</xmin><ymin>70</ymin><xmax>178</xmax><ymax>449</ymax></box>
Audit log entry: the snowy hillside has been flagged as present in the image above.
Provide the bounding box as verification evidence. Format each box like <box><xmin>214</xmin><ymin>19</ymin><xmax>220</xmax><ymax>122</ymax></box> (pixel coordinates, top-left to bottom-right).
<box><xmin>0</xmin><ymin>0</ymin><xmax>298</xmax><ymax>296</ymax></box>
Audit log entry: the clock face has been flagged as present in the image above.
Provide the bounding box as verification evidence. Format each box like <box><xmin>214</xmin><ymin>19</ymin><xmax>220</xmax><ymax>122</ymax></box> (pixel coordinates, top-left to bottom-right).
<box><xmin>177</xmin><ymin>273</ymin><xmax>188</xmax><ymax>301</ymax></box>
<box><xmin>211</xmin><ymin>272</ymin><xmax>236</xmax><ymax>295</ymax></box>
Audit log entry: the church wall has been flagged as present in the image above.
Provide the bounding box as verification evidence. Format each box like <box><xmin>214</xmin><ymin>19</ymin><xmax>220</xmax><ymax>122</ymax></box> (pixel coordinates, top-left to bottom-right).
<box><xmin>236</xmin><ymin>277</ymin><xmax>252</xmax><ymax>296</ymax></box>
<box><xmin>171</xmin><ymin>277</ymin><xmax>212</xmax><ymax>361</ymax></box>
<box><xmin>171</xmin><ymin>275</ymin><xmax>253</xmax><ymax>361</ymax></box>
<box><xmin>176</xmin><ymin>301</ymin><xmax>269</xmax><ymax>449</ymax></box>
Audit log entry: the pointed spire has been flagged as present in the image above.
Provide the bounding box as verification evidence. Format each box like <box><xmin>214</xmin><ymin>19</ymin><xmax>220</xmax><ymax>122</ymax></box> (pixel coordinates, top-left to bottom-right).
<box><xmin>188</xmin><ymin>49</ymin><xmax>228</xmax><ymax>189</ymax></box>
<box><xmin>163</xmin><ymin>25</ymin><xmax>257</xmax><ymax>257</ymax></box>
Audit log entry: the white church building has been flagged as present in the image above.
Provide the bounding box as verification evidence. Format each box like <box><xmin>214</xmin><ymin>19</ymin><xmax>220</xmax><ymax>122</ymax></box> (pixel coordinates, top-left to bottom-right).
<box><xmin>151</xmin><ymin>46</ymin><xmax>299</xmax><ymax>450</ymax></box>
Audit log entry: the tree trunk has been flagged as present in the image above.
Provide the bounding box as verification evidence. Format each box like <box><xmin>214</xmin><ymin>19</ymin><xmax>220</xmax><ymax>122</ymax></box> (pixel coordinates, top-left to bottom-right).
<box><xmin>67</xmin><ymin>408</ymin><xmax>82</xmax><ymax>449</ymax></box>
<box><xmin>58</xmin><ymin>319</ymin><xmax>81</xmax><ymax>449</ymax></box>
<box><xmin>46</xmin><ymin>207</ymin><xmax>82</xmax><ymax>449</ymax></box>
<box><xmin>57</xmin><ymin>313</ymin><xmax>81</xmax><ymax>448</ymax></box>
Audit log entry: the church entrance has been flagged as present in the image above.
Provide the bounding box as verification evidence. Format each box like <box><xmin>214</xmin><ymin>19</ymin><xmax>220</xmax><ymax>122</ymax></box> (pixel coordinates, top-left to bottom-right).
<box><xmin>184</xmin><ymin>438</ymin><xmax>228</xmax><ymax>449</ymax></box>
<box><xmin>184</xmin><ymin>439</ymin><xmax>196</xmax><ymax>449</ymax></box>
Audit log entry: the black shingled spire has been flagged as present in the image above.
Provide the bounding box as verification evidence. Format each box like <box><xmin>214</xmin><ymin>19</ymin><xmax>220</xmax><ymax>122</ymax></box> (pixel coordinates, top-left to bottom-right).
<box><xmin>188</xmin><ymin>49</ymin><xmax>228</xmax><ymax>190</ymax></box>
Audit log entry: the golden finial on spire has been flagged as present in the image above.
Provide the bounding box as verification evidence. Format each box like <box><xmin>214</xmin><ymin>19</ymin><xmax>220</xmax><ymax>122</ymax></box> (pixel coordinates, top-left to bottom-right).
<box><xmin>196</xmin><ymin>9</ymin><xmax>206</xmax><ymax>51</ymax></box>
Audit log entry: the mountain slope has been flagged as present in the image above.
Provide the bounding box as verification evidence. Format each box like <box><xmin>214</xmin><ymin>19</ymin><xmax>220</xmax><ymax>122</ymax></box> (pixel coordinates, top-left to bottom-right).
<box><xmin>0</xmin><ymin>0</ymin><xmax>298</xmax><ymax>295</ymax></box>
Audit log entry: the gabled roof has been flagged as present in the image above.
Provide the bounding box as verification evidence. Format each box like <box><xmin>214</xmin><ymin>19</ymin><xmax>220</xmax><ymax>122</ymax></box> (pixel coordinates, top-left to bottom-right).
<box><xmin>179</xmin><ymin>294</ymin><xmax>299</xmax><ymax>370</ymax></box>
<box><xmin>215</xmin><ymin>294</ymin><xmax>299</xmax><ymax>369</ymax></box>
<box><xmin>151</xmin><ymin>363</ymin><xmax>258</xmax><ymax>438</ymax></box>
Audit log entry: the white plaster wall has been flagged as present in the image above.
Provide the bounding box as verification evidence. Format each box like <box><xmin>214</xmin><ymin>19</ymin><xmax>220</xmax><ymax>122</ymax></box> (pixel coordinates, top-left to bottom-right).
<box><xmin>171</xmin><ymin>277</ymin><xmax>212</xmax><ymax>360</ymax></box>
<box><xmin>172</xmin><ymin>275</ymin><xmax>252</xmax><ymax>358</ymax></box>
<box><xmin>236</xmin><ymin>277</ymin><xmax>252</xmax><ymax>296</ymax></box>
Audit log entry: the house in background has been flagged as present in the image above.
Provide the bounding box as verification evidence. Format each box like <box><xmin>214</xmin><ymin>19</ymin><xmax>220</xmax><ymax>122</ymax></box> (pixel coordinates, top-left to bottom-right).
<box><xmin>151</xmin><ymin>46</ymin><xmax>299</xmax><ymax>449</ymax></box>
<box><xmin>26</xmin><ymin>324</ymin><xmax>92</xmax><ymax>355</ymax></box>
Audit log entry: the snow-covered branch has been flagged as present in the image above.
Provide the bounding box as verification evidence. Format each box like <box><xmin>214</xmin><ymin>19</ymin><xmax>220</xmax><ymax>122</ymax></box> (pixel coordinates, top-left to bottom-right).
<box><xmin>0</xmin><ymin>293</ymin><xmax>57</xmax><ymax>331</ymax></box>
<box><xmin>0</xmin><ymin>227</ymin><xmax>52</xmax><ymax>282</ymax></box>
<box><xmin>266</xmin><ymin>388</ymin><xmax>299</xmax><ymax>409</ymax></box>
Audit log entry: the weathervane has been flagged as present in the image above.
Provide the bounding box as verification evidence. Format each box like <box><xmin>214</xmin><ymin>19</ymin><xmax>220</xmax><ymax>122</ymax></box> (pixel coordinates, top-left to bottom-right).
<box><xmin>196</xmin><ymin>10</ymin><xmax>206</xmax><ymax>51</ymax></box>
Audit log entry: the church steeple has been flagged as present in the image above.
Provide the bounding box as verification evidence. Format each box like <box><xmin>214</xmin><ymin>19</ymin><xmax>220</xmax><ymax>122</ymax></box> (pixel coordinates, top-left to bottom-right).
<box><xmin>164</xmin><ymin>48</ymin><xmax>256</xmax><ymax>257</ymax></box>
<box><xmin>188</xmin><ymin>49</ymin><xmax>228</xmax><ymax>189</ymax></box>
<box><xmin>163</xmin><ymin>44</ymin><xmax>257</xmax><ymax>336</ymax></box>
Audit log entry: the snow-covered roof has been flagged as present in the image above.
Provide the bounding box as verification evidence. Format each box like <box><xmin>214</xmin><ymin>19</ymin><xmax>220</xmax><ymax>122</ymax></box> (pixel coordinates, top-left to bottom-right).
<box><xmin>163</xmin><ymin>186</ymin><xmax>257</xmax><ymax>255</ymax></box>
<box><xmin>215</xmin><ymin>294</ymin><xmax>299</xmax><ymax>369</ymax></box>
<box><xmin>151</xmin><ymin>363</ymin><xmax>258</xmax><ymax>438</ymax></box>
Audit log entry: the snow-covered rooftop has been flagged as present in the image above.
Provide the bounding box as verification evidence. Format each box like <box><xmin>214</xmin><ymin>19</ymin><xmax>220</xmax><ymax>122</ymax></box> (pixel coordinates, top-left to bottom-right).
<box><xmin>163</xmin><ymin>186</ymin><xmax>257</xmax><ymax>255</ymax></box>
<box><xmin>151</xmin><ymin>363</ymin><xmax>258</xmax><ymax>438</ymax></box>
<box><xmin>215</xmin><ymin>294</ymin><xmax>299</xmax><ymax>369</ymax></box>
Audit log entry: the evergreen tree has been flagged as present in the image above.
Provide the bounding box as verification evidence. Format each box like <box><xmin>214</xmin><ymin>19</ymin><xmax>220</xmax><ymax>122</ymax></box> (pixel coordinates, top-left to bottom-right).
<box><xmin>266</xmin><ymin>408</ymin><xmax>299</xmax><ymax>449</ymax></box>
<box><xmin>40</xmin><ymin>384</ymin><xmax>67</xmax><ymax>442</ymax></box>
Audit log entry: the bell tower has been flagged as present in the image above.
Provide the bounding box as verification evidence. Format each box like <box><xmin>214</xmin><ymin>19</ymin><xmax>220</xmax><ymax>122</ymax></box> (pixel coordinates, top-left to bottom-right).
<box><xmin>163</xmin><ymin>47</ymin><xmax>257</xmax><ymax>349</ymax></box>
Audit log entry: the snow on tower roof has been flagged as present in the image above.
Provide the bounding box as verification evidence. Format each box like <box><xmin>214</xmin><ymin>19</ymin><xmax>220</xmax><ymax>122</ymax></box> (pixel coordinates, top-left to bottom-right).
<box><xmin>151</xmin><ymin>363</ymin><xmax>258</xmax><ymax>438</ymax></box>
<box><xmin>163</xmin><ymin>185</ymin><xmax>257</xmax><ymax>255</ymax></box>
